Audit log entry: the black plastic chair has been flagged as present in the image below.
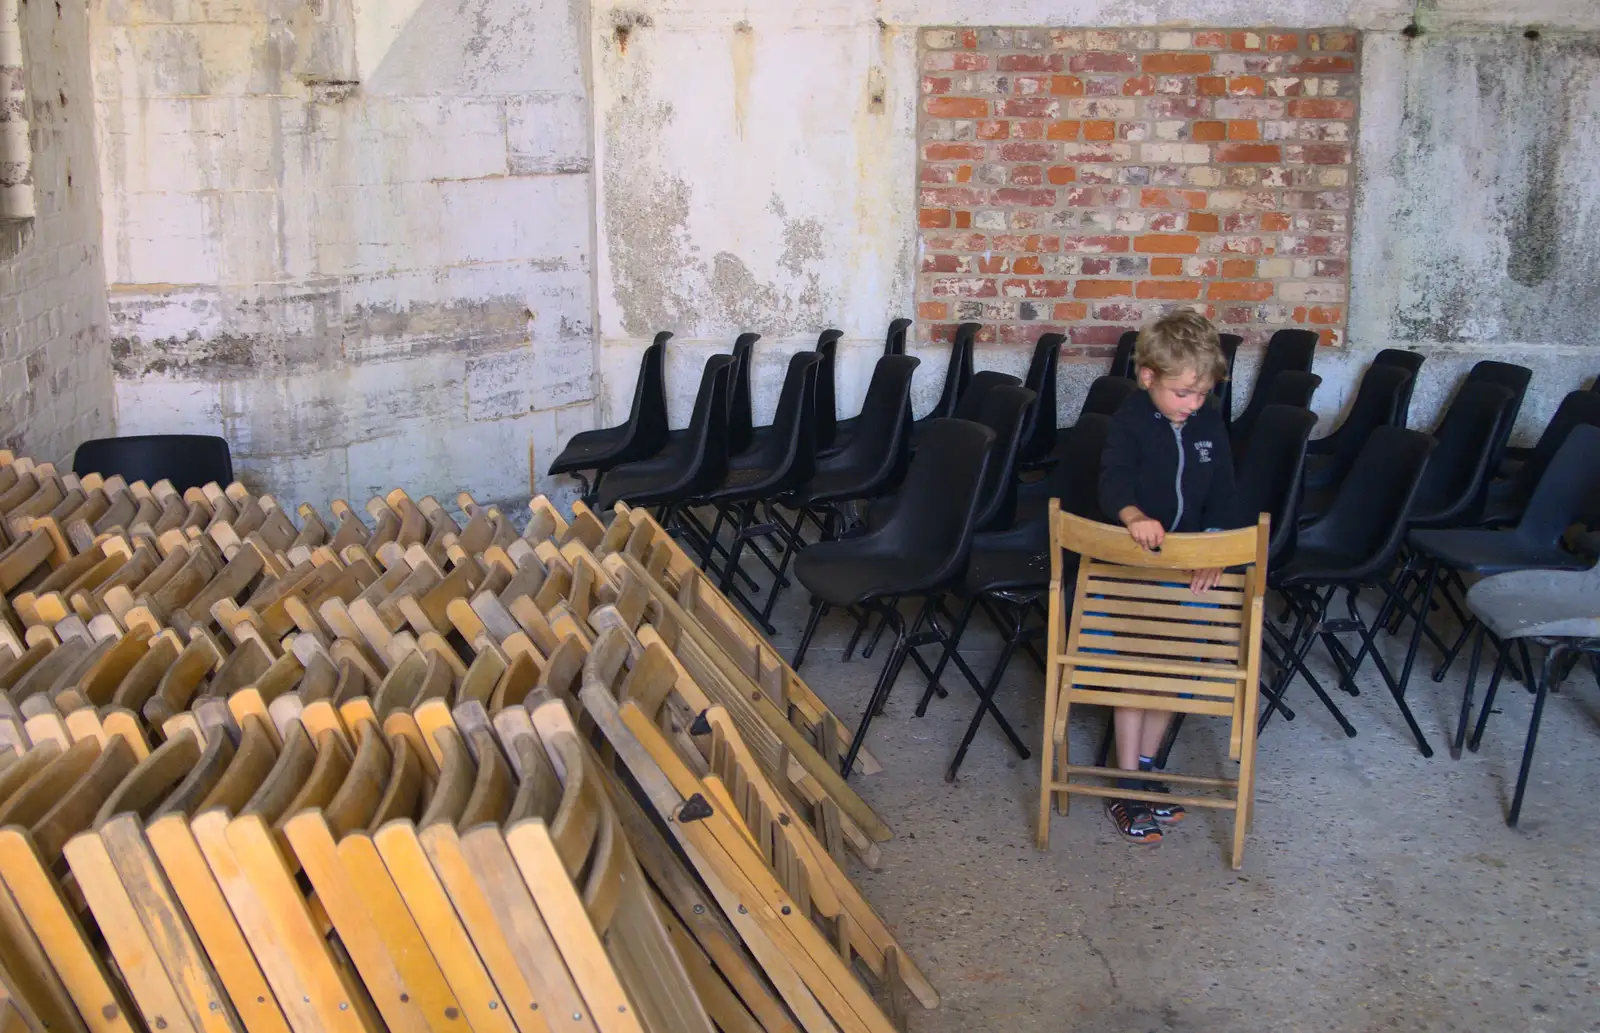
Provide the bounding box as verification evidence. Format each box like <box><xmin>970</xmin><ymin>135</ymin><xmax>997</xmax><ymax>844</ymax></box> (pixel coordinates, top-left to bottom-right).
<box><xmin>1403</xmin><ymin>425</ymin><xmax>1600</xmax><ymax>753</ymax></box>
<box><xmin>727</xmin><ymin>332</ymin><xmax>759</xmax><ymax>456</ymax></box>
<box><xmin>1463</xmin><ymin>360</ymin><xmax>1532</xmax><ymax>479</ymax></box>
<box><xmin>913</xmin><ymin>322</ymin><xmax>977</xmax><ymax>440</ymax></box>
<box><xmin>1265</xmin><ymin>426</ymin><xmax>1436</xmax><ymax>753</ymax></box>
<box><xmin>813</xmin><ymin>329</ymin><xmax>844</xmax><ymax>454</ymax></box>
<box><xmin>792</xmin><ymin>418</ymin><xmax>996</xmax><ymax>776</ymax></box>
<box><xmin>1018</xmin><ymin>332</ymin><xmax>1063</xmax><ymax>468</ymax></box>
<box><xmin>72</xmin><ymin>435</ymin><xmax>234</xmax><ymax>494</ymax></box>
<box><xmin>884</xmin><ymin>318</ymin><xmax>912</xmax><ymax>356</ymax></box>
<box><xmin>1229</xmin><ymin>328</ymin><xmax>1318</xmax><ymax>449</ymax></box>
<box><xmin>952</xmin><ymin>370</ymin><xmax>1022</xmax><ymax>423</ymax></box>
<box><xmin>770</xmin><ymin>356</ymin><xmax>922</xmax><ymax>589</ymax></box>
<box><xmin>1110</xmin><ymin>330</ymin><xmax>1137</xmax><ymax>380</ymax></box>
<box><xmin>970</xmin><ymin>384</ymin><xmax>1036</xmax><ymax>534</ymax></box>
<box><xmin>700</xmin><ymin>350</ymin><xmax>823</xmax><ymax>632</ymax></box>
<box><xmin>1019</xmin><ymin>407</ymin><xmax>1117</xmax><ymax>529</ymax></box>
<box><xmin>839</xmin><ymin>380</ymin><xmax>1033</xmax><ymax>663</ymax></box>
<box><xmin>1235</xmin><ymin>404</ymin><xmax>1317</xmax><ymax>568</ymax></box>
<box><xmin>1372</xmin><ymin>348</ymin><xmax>1425</xmax><ymax>428</ymax></box>
<box><xmin>1300</xmin><ymin>363</ymin><xmax>1415</xmax><ymax>509</ymax></box>
<box><xmin>914</xmin><ymin>413</ymin><xmax>1112</xmax><ymax>781</ymax></box>
<box><xmin>1080</xmin><ymin>375</ymin><xmax>1139</xmax><ymax>420</ymax></box>
<box><xmin>597</xmin><ymin>354</ymin><xmax>733</xmax><ymax>518</ymax></box>
<box><xmin>1369</xmin><ymin>382</ymin><xmax>1516</xmax><ymax>722</ymax></box>
<box><xmin>788</xmin><ymin>356</ymin><xmax>920</xmax><ymax>519</ymax></box>
<box><xmin>1480</xmin><ymin>390</ymin><xmax>1600</xmax><ymax>528</ymax></box>
<box><xmin>1042</xmin><ymin>376</ymin><xmax>1138</xmax><ymax>468</ymax></box>
<box><xmin>1232</xmin><ymin>369</ymin><xmax>1321</xmax><ymax>459</ymax></box>
<box><xmin>1409</xmin><ymin>382</ymin><xmax>1518</xmax><ymax>530</ymax></box>
<box><xmin>547</xmin><ymin>330</ymin><xmax>670</xmax><ymax>499</ymax></box>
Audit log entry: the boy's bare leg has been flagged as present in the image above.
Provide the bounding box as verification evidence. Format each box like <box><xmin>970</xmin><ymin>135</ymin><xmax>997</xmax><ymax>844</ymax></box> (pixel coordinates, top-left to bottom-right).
<box><xmin>1115</xmin><ymin>709</ymin><xmax>1173</xmax><ymax>768</ymax></box>
<box><xmin>1114</xmin><ymin>707</ymin><xmax>1147</xmax><ymax>771</ymax></box>
<box><xmin>1139</xmin><ymin>711</ymin><xmax>1173</xmax><ymax>760</ymax></box>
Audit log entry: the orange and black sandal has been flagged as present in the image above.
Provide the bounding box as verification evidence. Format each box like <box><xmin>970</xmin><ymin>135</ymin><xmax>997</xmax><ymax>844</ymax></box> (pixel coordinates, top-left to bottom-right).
<box><xmin>1105</xmin><ymin>798</ymin><xmax>1162</xmax><ymax>843</ymax></box>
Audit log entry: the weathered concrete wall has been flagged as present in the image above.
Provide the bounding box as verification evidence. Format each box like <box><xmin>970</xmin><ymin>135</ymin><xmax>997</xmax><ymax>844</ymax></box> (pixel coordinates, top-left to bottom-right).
<box><xmin>1345</xmin><ymin>29</ymin><xmax>1600</xmax><ymax>439</ymax></box>
<box><xmin>591</xmin><ymin>1</ymin><xmax>921</xmax><ymax>426</ymax></box>
<box><xmin>0</xmin><ymin>0</ymin><xmax>114</xmax><ymax>462</ymax></box>
<box><xmin>592</xmin><ymin>0</ymin><xmax>1600</xmax><ymax>447</ymax></box>
<box><xmin>94</xmin><ymin>0</ymin><xmax>596</xmax><ymax>512</ymax></box>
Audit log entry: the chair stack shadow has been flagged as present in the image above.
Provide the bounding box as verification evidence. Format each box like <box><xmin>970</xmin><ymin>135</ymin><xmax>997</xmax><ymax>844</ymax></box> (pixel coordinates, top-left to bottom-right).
<box><xmin>0</xmin><ymin>450</ymin><xmax>937</xmax><ymax>1033</ymax></box>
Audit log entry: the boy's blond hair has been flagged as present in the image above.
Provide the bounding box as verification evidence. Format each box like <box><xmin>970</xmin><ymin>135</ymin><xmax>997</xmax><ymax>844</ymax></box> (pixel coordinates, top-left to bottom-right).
<box><xmin>1135</xmin><ymin>310</ymin><xmax>1228</xmax><ymax>385</ymax></box>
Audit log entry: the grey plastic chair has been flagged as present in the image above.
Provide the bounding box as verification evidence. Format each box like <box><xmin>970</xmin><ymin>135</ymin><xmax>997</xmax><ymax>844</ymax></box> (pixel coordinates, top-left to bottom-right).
<box><xmin>1461</xmin><ymin>564</ymin><xmax>1600</xmax><ymax>826</ymax></box>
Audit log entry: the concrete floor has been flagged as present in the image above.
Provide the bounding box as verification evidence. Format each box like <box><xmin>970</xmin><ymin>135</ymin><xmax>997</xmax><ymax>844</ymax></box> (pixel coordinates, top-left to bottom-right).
<box><xmin>754</xmin><ymin>586</ymin><xmax>1600</xmax><ymax>1033</ymax></box>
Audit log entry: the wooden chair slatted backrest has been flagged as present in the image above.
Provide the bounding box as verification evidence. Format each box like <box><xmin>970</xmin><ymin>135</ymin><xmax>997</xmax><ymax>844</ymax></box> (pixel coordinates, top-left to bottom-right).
<box><xmin>528</xmin><ymin>693</ymin><xmax>712</xmax><ymax>1033</ymax></box>
<box><xmin>1043</xmin><ymin>505</ymin><xmax>1269</xmax><ymax>869</ymax></box>
<box><xmin>1052</xmin><ymin>510</ymin><xmax>1266</xmax><ymax>723</ymax></box>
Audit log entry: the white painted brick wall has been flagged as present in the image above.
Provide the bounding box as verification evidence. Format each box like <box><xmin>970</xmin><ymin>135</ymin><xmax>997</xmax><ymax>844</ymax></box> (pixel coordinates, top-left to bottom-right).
<box><xmin>0</xmin><ymin>0</ymin><xmax>114</xmax><ymax>464</ymax></box>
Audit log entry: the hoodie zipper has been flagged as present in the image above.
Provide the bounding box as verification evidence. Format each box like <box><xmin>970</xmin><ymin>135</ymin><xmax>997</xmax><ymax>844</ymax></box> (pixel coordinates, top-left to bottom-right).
<box><xmin>1170</xmin><ymin>421</ymin><xmax>1186</xmax><ymax>530</ymax></box>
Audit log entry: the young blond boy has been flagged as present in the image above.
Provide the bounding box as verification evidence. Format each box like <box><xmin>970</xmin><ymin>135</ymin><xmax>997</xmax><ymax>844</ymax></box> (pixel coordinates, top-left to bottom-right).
<box><xmin>1095</xmin><ymin>309</ymin><xmax>1240</xmax><ymax>843</ymax></box>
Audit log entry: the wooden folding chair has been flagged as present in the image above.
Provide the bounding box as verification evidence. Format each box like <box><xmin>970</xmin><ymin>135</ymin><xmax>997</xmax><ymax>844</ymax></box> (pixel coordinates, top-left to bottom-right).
<box><xmin>522</xmin><ymin>695</ymin><xmax>713</xmax><ymax>1033</ymax></box>
<box><xmin>604</xmin><ymin>504</ymin><xmax>881</xmax><ymax>776</ymax></box>
<box><xmin>0</xmin><ymin>736</ymin><xmax>141</xmax><ymax>1033</ymax></box>
<box><xmin>408</xmin><ymin>702</ymin><xmax>598</xmax><ymax>1033</ymax></box>
<box><xmin>577</xmin><ymin>627</ymin><xmax>902</xmax><ymax>1033</ymax></box>
<box><xmin>1038</xmin><ymin>505</ymin><xmax>1268</xmax><ymax>869</ymax></box>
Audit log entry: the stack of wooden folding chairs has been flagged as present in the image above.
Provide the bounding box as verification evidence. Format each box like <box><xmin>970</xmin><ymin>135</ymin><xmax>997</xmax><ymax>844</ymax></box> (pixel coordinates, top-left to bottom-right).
<box><xmin>0</xmin><ymin>451</ymin><xmax>937</xmax><ymax>1033</ymax></box>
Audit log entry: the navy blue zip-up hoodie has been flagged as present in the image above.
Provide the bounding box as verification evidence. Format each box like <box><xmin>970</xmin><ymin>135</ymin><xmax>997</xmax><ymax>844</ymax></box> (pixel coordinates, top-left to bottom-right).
<box><xmin>1097</xmin><ymin>391</ymin><xmax>1240</xmax><ymax>533</ymax></box>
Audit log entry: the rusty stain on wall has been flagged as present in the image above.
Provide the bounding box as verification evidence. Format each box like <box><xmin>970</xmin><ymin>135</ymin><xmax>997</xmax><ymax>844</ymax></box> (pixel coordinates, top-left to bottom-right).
<box><xmin>731</xmin><ymin>20</ymin><xmax>753</xmax><ymax>140</ymax></box>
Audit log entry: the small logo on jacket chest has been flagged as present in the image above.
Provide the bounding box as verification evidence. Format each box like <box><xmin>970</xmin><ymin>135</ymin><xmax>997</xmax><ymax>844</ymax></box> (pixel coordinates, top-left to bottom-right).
<box><xmin>1193</xmin><ymin>440</ymin><xmax>1214</xmax><ymax>464</ymax></box>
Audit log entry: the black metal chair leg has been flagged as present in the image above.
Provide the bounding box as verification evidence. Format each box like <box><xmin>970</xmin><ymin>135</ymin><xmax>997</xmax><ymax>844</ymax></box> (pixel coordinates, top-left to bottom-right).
<box><xmin>915</xmin><ymin>596</ymin><xmax>977</xmax><ymax>717</ymax></box>
<box><xmin>841</xmin><ymin>612</ymin><xmax>867</xmax><ymax>662</ymax></box>
<box><xmin>1259</xmin><ymin>599</ymin><xmax>1310</xmax><ymax>728</ymax></box>
<box><xmin>684</xmin><ymin>506</ymin><xmax>761</xmax><ymax>592</ymax></box>
<box><xmin>1433</xmin><ymin>614</ymin><xmax>1477</xmax><ymax>683</ymax></box>
<box><xmin>842</xmin><ymin>608</ymin><xmax>907</xmax><ymax>779</ymax></box>
<box><xmin>1270</xmin><ymin>591</ymin><xmax>1358</xmax><ymax>737</ymax></box>
<box><xmin>759</xmin><ymin>506</ymin><xmax>809</xmax><ymax>625</ymax></box>
<box><xmin>1507</xmin><ymin>645</ymin><xmax>1559</xmax><ymax>827</ymax></box>
<box><xmin>946</xmin><ymin>630</ymin><xmax>1031</xmax><ymax>782</ymax></box>
<box><xmin>862</xmin><ymin>600</ymin><xmax>898</xmax><ymax>659</ymax></box>
<box><xmin>1383</xmin><ymin>551</ymin><xmax>1417</xmax><ymax>636</ymax></box>
<box><xmin>1355</xmin><ymin>619</ymin><xmax>1434</xmax><ymax>758</ymax></box>
<box><xmin>1452</xmin><ymin>624</ymin><xmax>1485</xmax><ymax>759</ymax></box>
<box><xmin>1257</xmin><ymin>635</ymin><xmax>1298</xmax><ymax>724</ymax></box>
<box><xmin>792</xmin><ymin>596</ymin><xmax>827</xmax><ymax>671</ymax></box>
<box><xmin>1151</xmin><ymin>713</ymin><xmax>1185</xmax><ymax>769</ymax></box>
<box><xmin>1468</xmin><ymin>648</ymin><xmax>1510</xmax><ymax>752</ymax></box>
<box><xmin>1393</xmin><ymin>557</ymin><xmax>1441</xmax><ymax>701</ymax></box>
<box><xmin>715</xmin><ymin>504</ymin><xmax>750</xmax><ymax>593</ymax></box>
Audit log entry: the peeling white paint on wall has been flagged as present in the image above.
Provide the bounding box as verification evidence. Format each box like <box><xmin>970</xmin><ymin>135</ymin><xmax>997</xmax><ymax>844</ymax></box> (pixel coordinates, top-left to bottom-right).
<box><xmin>94</xmin><ymin>0</ymin><xmax>597</xmax><ymax>513</ymax></box>
<box><xmin>0</xmin><ymin>0</ymin><xmax>113</xmax><ymax>462</ymax></box>
<box><xmin>591</xmin><ymin>0</ymin><xmax>920</xmax><ymax>427</ymax></box>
